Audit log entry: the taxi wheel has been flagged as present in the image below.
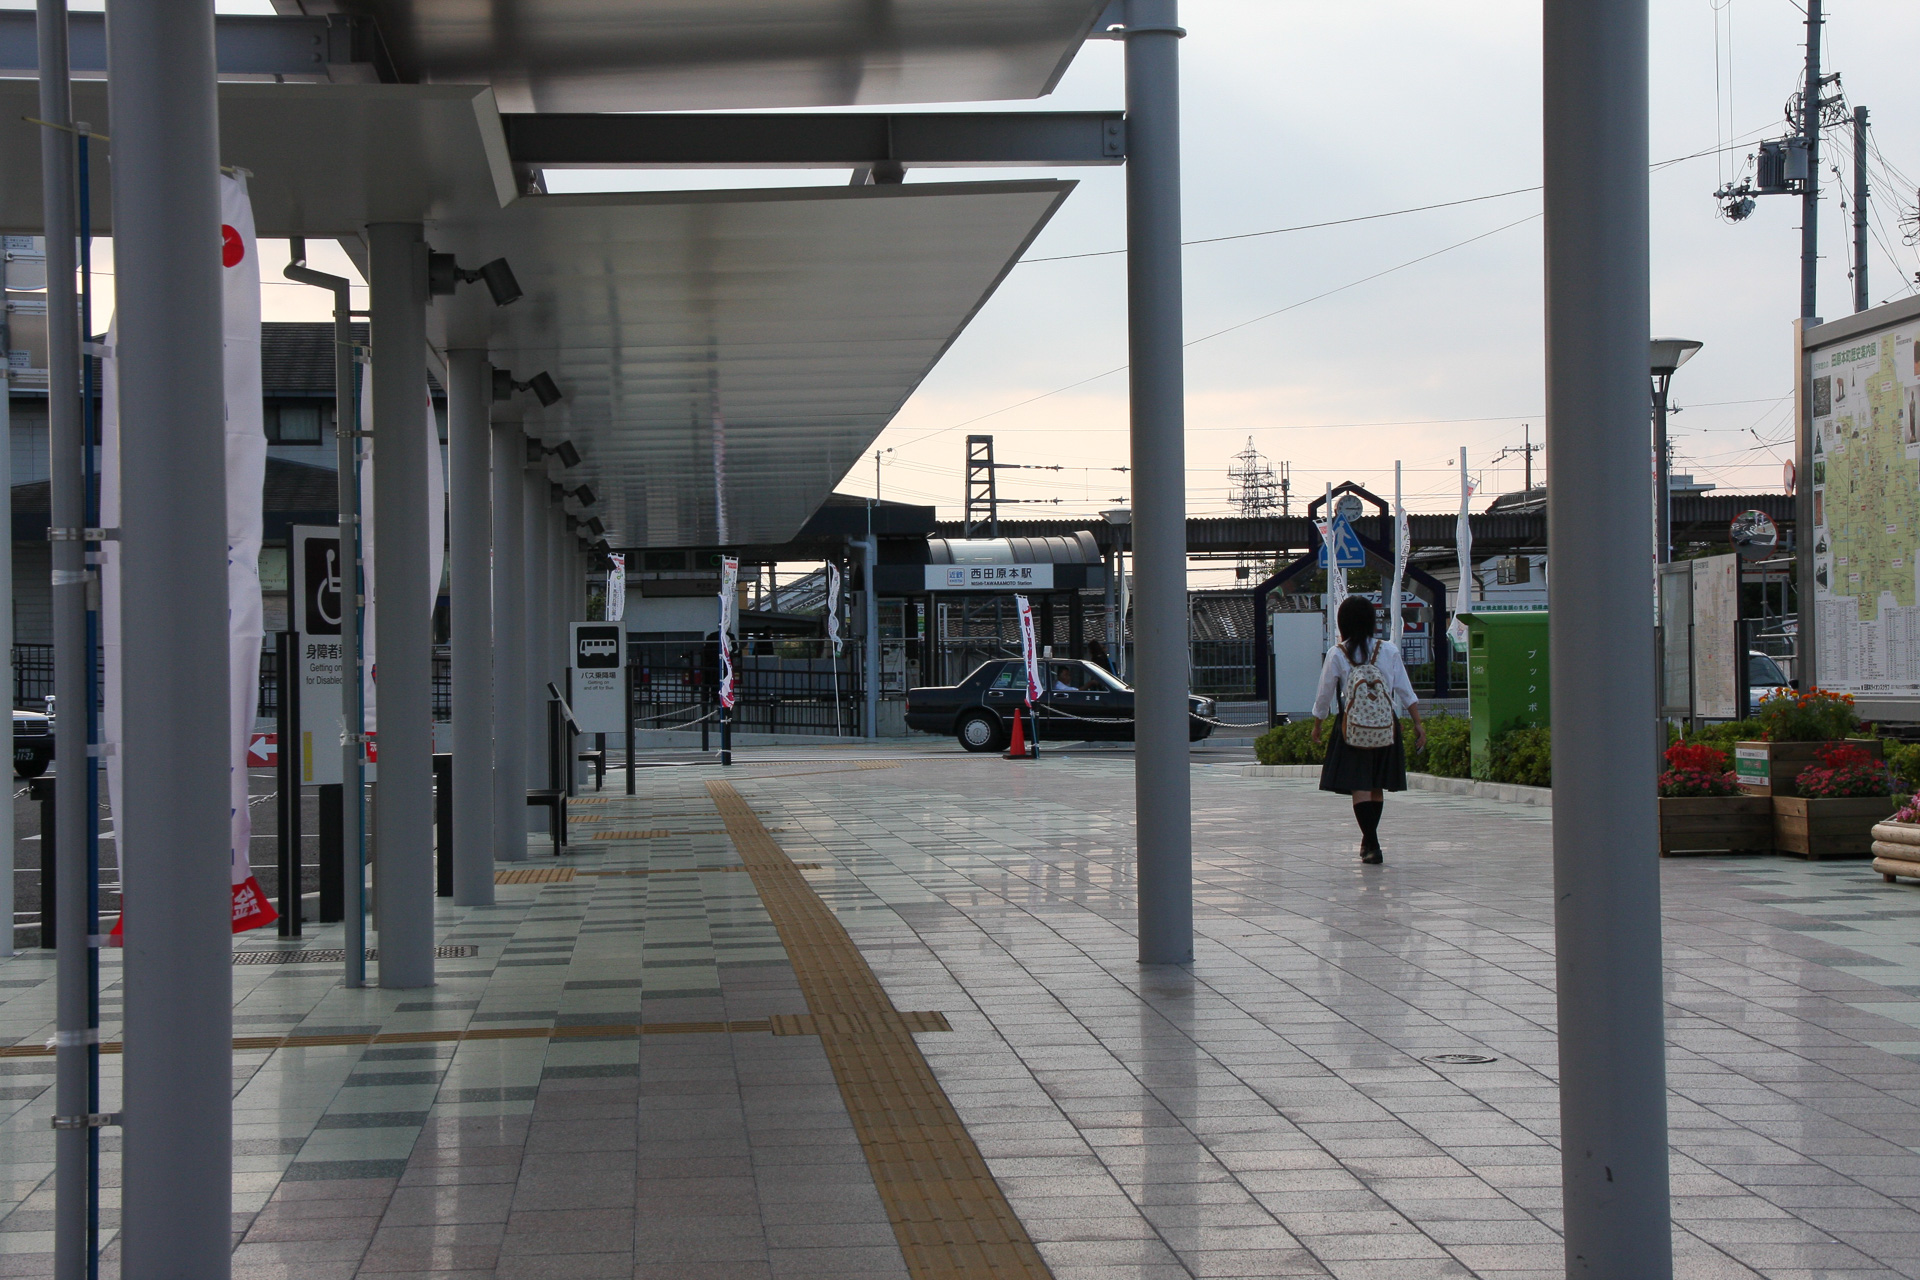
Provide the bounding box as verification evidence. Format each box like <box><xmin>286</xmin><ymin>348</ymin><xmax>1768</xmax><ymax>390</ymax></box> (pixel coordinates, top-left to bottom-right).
<box><xmin>957</xmin><ymin>712</ymin><xmax>1003</xmax><ymax>753</ymax></box>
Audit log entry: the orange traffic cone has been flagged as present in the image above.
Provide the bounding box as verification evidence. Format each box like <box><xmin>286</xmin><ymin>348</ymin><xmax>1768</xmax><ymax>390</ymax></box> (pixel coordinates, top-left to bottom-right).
<box><xmin>1003</xmin><ymin>705</ymin><xmax>1030</xmax><ymax>760</ymax></box>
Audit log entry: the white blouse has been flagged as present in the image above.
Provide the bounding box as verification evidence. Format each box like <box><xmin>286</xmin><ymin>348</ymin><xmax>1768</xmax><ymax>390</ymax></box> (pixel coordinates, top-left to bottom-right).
<box><xmin>1311</xmin><ymin>639</ymin><xmax>1420</xmax><ymax>720</ymax></box>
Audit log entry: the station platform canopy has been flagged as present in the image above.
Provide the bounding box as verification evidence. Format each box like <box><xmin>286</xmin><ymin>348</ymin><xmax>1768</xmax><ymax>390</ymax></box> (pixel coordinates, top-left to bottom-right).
<box><xmin>0</xmin><ymin>80</ymin><xmax>1073</xmax><ymax>550</ymax></box>
<box><xmin>292</xmin><ymin>0</ymin><xmax>1112</xmax><ymax>112</ymax></box>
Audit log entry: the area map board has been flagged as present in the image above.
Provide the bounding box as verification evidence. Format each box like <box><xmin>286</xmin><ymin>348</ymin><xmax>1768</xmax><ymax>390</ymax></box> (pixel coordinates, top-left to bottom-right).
<box><xmin>1805</xmin><ymin>296</ymin><xmax>1920</xmax><ymax>712</ymax></box>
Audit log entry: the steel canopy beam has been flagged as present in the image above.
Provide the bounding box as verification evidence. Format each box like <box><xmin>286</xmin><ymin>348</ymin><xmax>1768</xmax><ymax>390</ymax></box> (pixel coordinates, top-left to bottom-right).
<box><xmin>0</xmin><ymin>11</ymin><xmax>390</xmax><ymax>80</ymax></box>
<box><xmin>503</xmin><ymin>111</ymin><xmax>1125</xmax><ymax>169</ymax></box>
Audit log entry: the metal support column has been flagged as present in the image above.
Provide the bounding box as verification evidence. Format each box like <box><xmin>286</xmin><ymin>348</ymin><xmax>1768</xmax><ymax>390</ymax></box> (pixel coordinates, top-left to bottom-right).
<box><xmin>1851</xmin><ymin>105</ymin><xmax>1869</xmax><ymax>314</ymax></box>
<box><xmin>1543</xmin><ymin>0</ymin><xmax>1673</xmax><ymax>1274</ymax></box>
<box><xmin>447</xmin><ymin>350</ymin><xmax>494</xmax><ymax>904</ymax></box>
<box><xmin>0</xmin><ymin>248</ymin><xmax>11</xmax><ymax>961</ymax></box>
<box><xmin>522</xmin><ymin>467</ymin><xmax>547</xmax><ymax>829</ymax></box>
<box><xmin>1123</xmin><ymin>0</ymin><xmax>1191</xmax><ymax>965</ymax></box>
<box><xmin>365</xmin><ymin>222</ymin><xmax>434</xmax><ymax>989</ymax></box>
<box><xmin>37</xmin><ymin>2</ymin><xmax>90</xmax><ymax>1271</ymax></box>
<box><xmin>491</xmin><ymin>417</ymin><xmax>528</xmax><ymax>861</ymax></box>
<box><xmin>104</xmin><ymin>0</ymin><xmax>232</xmax><ymax>1269</ymax></box>
<box><xmin>861</xmin><ymin>536</ymin><xmax>879</xmax><ymax>739</ymax></box>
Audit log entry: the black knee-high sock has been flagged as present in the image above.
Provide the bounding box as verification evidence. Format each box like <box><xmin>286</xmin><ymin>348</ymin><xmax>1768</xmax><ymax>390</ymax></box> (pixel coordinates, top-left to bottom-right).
<box><xmin>1354</xmin><ymin>800</ymin><xmax>1384</xmax><ymax>845</ymax></box>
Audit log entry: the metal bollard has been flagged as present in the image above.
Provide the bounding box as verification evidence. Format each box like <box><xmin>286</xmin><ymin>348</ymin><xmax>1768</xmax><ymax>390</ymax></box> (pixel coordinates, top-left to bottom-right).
<box><xmin>316</xmin><ymin>783</ymin><xmax>343</xmax><ymax>923</ymax></box>
<box><xmin>433</xmin><ymin>753</ymin><xmax>453</xmax><ymax>897</ymax></box>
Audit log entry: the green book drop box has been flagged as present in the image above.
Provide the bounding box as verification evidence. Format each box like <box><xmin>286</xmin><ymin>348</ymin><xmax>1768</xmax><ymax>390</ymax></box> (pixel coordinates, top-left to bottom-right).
<box><xmin>1461</xmin><ymin>612</ymin><xmax>1549</xmax><ymax>779</ymax></box>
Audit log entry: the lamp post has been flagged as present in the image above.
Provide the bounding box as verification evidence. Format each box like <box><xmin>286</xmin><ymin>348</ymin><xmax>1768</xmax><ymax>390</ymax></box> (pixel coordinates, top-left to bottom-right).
<box><xmin>1649</xmin><ymin>338</ymin><xmax>1702</xmax><ymax>564</ymax></box>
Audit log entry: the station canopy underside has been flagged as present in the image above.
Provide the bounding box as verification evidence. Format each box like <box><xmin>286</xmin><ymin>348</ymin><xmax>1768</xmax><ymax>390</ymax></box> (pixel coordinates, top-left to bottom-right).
<box><xmin>302</xmin><ymin>0</ymin><xmax>1109</xmax><ymax>112</ymax></box>
<box><xmin>0</xmin><ymin>80</ymin><xmax>1073</xmax><ymax>549</ymax></box>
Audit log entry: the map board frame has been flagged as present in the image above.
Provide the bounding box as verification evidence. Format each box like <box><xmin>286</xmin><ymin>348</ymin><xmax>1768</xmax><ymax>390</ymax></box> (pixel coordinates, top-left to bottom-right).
<box><xmin>1799</xmin><ymin>295</ymin><xmax>1920</xmax><ymax>721</ymax></box>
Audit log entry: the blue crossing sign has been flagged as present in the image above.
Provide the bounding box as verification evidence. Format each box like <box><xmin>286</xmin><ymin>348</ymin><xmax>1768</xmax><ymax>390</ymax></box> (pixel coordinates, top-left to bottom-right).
<box><xmin>1317</xmin><ymin>515</ymin><xmax>1366</xmax><ymax>570</ymax></box>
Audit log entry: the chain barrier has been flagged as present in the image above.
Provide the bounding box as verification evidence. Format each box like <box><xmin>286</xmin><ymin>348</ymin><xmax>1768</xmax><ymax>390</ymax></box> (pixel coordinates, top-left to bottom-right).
<box><xmin>1036</xmin><ymin>705</ymin><xmax>1271</xmax><ymax>731</ymax></box>
<box><xmin>629</xmin><ymin>704</ymin><xmax>722</xmax><ymax>728</ymax></box>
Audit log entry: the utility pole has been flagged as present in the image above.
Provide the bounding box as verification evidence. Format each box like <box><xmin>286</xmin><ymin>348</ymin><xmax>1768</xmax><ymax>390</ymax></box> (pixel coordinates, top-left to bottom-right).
<box><xmin>1800</xmin><ymin>0</ymin><xmax>1822</xmax><ymax>320</ymax></box>
<box><xmin>1852</xmin><ymin>105</ymin><xmax>1869</xmax><ymax>313</ymax></box>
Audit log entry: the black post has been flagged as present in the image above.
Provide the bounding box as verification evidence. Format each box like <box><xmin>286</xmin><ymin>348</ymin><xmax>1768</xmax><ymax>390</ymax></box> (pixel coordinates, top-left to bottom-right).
<box><xmin>275</xmin><ymin>631</ymin><xmax>302</xmax><ymax>937</ymax></box>
<box><xmin>33</xmin><ymin>777</ymin><xmax>52</xmax><ymax>948</ymax></box>
<box><xmin>720</xmin><ymin>703</ymin><xmax>732</xmax><ymax>766</ymax></box>
<box><xmin>700</xmin><ymin>683</ymin><xmax>711</xmax><ymax>752</ymax></box>
<box><xmin>625</xmin><ymin>659</ymin><xmax>636</xmax><ymax>795</ymax></box>
<box><xmin>593</xmin><ymin>733</ymin><xmax>605</xmax><ymax>790</ymax></box>
<box><xmin>433</xmin><ymin>752</ymin><xmax>452</xmax><ymax>897</ymax></box>
<box><xmin>316</xmin><ymin>783</ymin><xmax>343</xmax><ymax>923</ymax></box>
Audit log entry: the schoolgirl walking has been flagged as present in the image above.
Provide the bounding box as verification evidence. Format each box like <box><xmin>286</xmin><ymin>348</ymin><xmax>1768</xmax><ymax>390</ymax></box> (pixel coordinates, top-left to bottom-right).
<box><xmin>1310</xmin><ymin>596</ymin><xmax>1426</xmax><ymax>863</ymax></box>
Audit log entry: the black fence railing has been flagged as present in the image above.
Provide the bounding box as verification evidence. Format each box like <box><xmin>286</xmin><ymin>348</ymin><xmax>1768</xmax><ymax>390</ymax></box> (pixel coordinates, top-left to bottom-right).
<box><xmin>626</xmin><ymin>640</ymin><xmax>868</xmax><ymax>737</ymax></box>
<box><xmin>15</xmin><ymin>642</ymin><xmax>454</xmax><ymax>719</ymax></box>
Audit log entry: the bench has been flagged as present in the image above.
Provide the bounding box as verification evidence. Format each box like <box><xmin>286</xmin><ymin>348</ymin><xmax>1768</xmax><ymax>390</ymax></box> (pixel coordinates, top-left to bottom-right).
<box><xmin>527</xmin><ymin>788</ymin><xmax>568</xmax><ymax>849</ymax></box>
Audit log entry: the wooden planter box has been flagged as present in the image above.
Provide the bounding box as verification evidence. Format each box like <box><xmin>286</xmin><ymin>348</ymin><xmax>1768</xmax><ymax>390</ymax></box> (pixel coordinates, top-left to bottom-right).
<box><xmin>1772</xmin><ymin>794</ymin><xmax>1897</xmax><ymax>858</ymax></box>
<box><xmin>1734</xmin><ymin>738</ymin><xmax>1883</xmax><ymax>797</ymax></box>
<box><xmin>1659</xmin><ymin>796</ymin><xmax>1772</xmax><ymax>856</ymax></box>
<box><xmin>1871</xmin><ymin>820</ymin><xmax>1920</xmax><ymax>883</ymax></box>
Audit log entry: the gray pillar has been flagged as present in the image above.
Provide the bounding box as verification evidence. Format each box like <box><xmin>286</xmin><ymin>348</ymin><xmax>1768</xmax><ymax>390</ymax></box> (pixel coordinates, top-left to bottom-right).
<box><xmin>37</xmin><ymin>4</ymin><xmax>90</xmax><ymax>1272</ymax></box>
<box><xmin>1124</xmin><ymin>0</ymin><xmax>1191</xmax><ymax>965</ymax></box>
<box><xmin>447</xmin><ymin>350</ymin><xmax>494</xmax><ymax>904</ymax></box>
<box><xmin>523</xmin><ymin>467</ymin><xmax>548</xmax><ymax>810</ymax></box>
<box><xmin>0</xmin><ymin>251</ymin><xmax>11</xmax><ymax>961</ymax></box>
<box><xmin>492</xmin><ymin>417</ymin><xmax>528</xmax><ymax>861</ymax></box>
<box><xmin>105</xmin><ymin>0</ymin><xmax>232</xmax><ymax>1271</ymax></box>
<box><xmin>861</xmin><ymin>537</ymin><xmax>878</xmax><ymax>739</ymax></box>
<box><xmin>366</xmin><ymin>222</ymin><xmax>434</xmax><ymax>989</ymax></box>
<box><xmin>1543</xmin><ymin>1</ymin><xmax>1673</xmax><ymax>1275</ymax></box>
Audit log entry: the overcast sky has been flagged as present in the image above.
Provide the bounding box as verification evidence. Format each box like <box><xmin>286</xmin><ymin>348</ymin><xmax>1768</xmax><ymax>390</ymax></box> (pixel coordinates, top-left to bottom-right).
<box><xmin>78</xmin><ymin>0</ymin><xmax>1920</xmax><ymax>555</ymax></box>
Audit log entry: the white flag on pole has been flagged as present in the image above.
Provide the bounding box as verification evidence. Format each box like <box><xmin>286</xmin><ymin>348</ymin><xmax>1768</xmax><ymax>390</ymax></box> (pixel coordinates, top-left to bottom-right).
<box><xmin>718</xmin><ymin>556</ymin><xmax>738</xmax><ymax>708</ymax></box>
<box><xmin>1388</xmin><ymin>503</ymin><xmax>1409</xmax><ymax>651</ymax></box>
<box><xmin>826</xmin><ymin>563</ymin><xmax>843</xmax><ymax>656</ymax></box>
<box><xmin>1015</xmin><ymin>594</ymin><xmax>1042</xmax><ymax>703</ymax></box>
<box><xmin>605</xmin><ymin>553</ymin><xmax>626</xmax><ymax>622</ymax></box>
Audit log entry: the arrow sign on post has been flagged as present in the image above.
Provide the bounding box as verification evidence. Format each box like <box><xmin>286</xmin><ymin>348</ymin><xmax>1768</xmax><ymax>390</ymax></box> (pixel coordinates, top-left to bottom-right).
<box><xmin>1317</xmin><ymin>515</ymin><xmax>1366</xmax><ymax>569</ymax></box>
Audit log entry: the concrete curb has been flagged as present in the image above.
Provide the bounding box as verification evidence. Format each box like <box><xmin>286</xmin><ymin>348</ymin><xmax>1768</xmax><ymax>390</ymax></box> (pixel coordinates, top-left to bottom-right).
<box><xmin>1237</xmin><ymin>764</ymin><xmax>1553</xmax><ymax>809</ymax></box>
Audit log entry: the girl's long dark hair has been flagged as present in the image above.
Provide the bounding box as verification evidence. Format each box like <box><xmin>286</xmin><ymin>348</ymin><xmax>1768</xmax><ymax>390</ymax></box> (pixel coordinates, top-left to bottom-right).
<box><xmin>1336</xmin><ymin>595</ymin><xmax>1376</xmax><ymax>664</ymax></box>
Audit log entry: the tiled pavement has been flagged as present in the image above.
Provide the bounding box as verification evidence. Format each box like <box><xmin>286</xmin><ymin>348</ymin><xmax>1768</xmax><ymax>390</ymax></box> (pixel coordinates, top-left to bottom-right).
<box><xmin>1</xmin><ymin>749</ymin><xmax>1919</xmax><ymax>1278</ymax></box>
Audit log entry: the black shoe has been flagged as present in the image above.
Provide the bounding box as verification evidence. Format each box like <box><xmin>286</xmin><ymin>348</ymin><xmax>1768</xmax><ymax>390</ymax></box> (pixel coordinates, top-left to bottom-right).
<box><xmin>1360</xmin><ymin>846</ymin><xmax>1383</xmax><ymax>865</ymax></box>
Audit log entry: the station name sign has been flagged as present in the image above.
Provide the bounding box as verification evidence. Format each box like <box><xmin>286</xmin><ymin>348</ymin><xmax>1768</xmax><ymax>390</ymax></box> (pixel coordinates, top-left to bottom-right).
<box><xmin>925</xmin><ymin>563</ymin><xmax>1054</xmax><ymax>591</ymax></box>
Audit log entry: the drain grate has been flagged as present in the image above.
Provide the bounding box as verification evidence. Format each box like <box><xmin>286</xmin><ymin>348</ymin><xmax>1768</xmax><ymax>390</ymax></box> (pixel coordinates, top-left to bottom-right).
<box><xmin>232</xmin><ymin>945</ymin><xmax>478</xmax><ymax>966</ymax></box>
<box><xmin>1424</xmin><ymin>1053</ymin><xmax>1499</xmax><ymax>1065</ymax></box>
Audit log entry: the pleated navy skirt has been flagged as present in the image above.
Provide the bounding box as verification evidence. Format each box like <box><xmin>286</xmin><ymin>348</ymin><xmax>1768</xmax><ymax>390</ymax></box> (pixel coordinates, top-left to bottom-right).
<box><xmin>1318</xmin><ymin>715</ymin><xmax>1409</xmax><ymax>794</ymax></box>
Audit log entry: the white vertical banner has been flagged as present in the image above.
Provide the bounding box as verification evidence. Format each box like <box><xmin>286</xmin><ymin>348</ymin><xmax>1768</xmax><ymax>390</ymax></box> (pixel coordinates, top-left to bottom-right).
<box><xmin>100</xmin><ymin>320</ymin><xmax>123</xmax><ymax>900</ymax></box>
<box><xmin>826</xmin><ymin>563</ymin><xmax>843</xmax><ymax>655</ymax></box>
<box><xmin>604</xmin><ymin>552</ymin><xmax>626</xmax><ymax>622</ymax></box>
<box><xmin>718</xmin><ymin>555</ymin><xmax>738</xmax><ymax>708</ymax></box>
<box><xmin>1015</xmin><ymin>593</ymin><xmax>1042</xmax><ymax>703</ymax></box>
<box><xmin>1456</xmin><ymin>446</ymin><xmax>1475</xmax><ymax>610</ymax></box>
<box><xmin>1388</xmin><ymin>461</ymin><xmax>1409</xmax><ymax>652</ymax></box>
<box><xmin>222</xmin><ymin>174</ymin><xmax>276</xmax><ymax>932</ymax></box>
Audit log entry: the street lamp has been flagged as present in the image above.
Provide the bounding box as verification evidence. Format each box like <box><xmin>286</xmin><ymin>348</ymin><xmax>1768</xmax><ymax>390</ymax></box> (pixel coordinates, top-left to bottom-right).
<box><xmin>1649</xmin><ymin>338</ymin><xmax>1702</xmax><ymax>563</ymax></box>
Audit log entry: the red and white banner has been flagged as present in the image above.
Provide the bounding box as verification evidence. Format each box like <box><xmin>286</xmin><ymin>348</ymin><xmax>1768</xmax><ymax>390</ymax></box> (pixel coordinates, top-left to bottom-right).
<box><xmin>718</xmin><ymin>556</ymin><xmax>738</xmax><ymax>709</ymax></box>
<box><xmin>1015</xmin><ymin>594</ymin><xmax>1042</xmax><ymax>704</ymax></box>
<box><xmin>222</xmin><ymin>174</ymin><xmax>277</xmax><ymax>932</ymax></box>
<box><xmin>106</xmin><ymin>176</ymin><xmax>281</xmax><ymax>938</ymax></box>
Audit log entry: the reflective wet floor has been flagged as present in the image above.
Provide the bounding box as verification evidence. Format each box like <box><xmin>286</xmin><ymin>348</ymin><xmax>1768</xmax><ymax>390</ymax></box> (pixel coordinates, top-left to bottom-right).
<box><xmin>3</xmin><ymin>748</ymin><xmax>1920</xmax><ymax>1278</ymax></box>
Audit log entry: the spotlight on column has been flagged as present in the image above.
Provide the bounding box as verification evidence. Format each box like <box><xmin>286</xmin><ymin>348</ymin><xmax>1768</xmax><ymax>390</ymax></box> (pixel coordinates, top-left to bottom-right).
<box><xmin>567</xmin><ymin>484</ymin><xmax>597</xmax><ymax>508</ymax></box>
<box><xmin>525</xmin><ymin>372</ymin><xmax>562</xmax><ymax>407</ymax></box>
<box><xmin>428</xmin><ymin>253</ymin><xmax>522</xmax><ymax>306</ymax></box>
<box><xmin>583</xmin><ymin>516</ymin><xmax>607</xmax><ymax>538</ymax></box>
<box><xmin>542</xmin><ymin>439</ymin><xmax>582</xmax><ymax>469</ymax></box>
<box><xmin>495</xmin><ymin>368</ymin><xmax>564</xmax><ymax>408</ymax></box>
<box><xmin>566</xmin><ymin>514</ymin><xmax>581</xmax><ymax>533</ymax></box>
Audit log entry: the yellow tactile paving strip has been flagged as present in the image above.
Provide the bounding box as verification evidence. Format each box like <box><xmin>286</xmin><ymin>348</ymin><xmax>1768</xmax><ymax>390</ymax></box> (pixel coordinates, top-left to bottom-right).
<box><xmin>496</xmin><ymin>867</ymin><xmax>578</xmax><ymax>884</ymax></box>
<box><xmin>0</xmin><ymin>1019</ymin><xmax>780</xmax><ymax>1058</ymax></box>
<box><xmin>576</xmin><ymin>864</ymin><xmax>822</xmax><ymax>876</ymax></box>
<box><xmin>0</xmin><ymin>1011</ymin><xmax>952</xmax><ymax>1059</ymax></box>
<box><xmin>707</xmin><ymin>780</ymin><xmax>1053</xmax><ymax>1280</ymax></box>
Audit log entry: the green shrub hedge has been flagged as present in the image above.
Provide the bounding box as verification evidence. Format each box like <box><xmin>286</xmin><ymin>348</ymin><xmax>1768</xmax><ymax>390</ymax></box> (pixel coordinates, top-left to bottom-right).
<box><xmin>1254</xmin><ymin>711</ymin><xmax>1477</xmax><ymax>779</ymax></box>
<box><xmin>1488</xmin><ymin>725</ymin><xmax>1552</xmax><ymax>788</ymax></box>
